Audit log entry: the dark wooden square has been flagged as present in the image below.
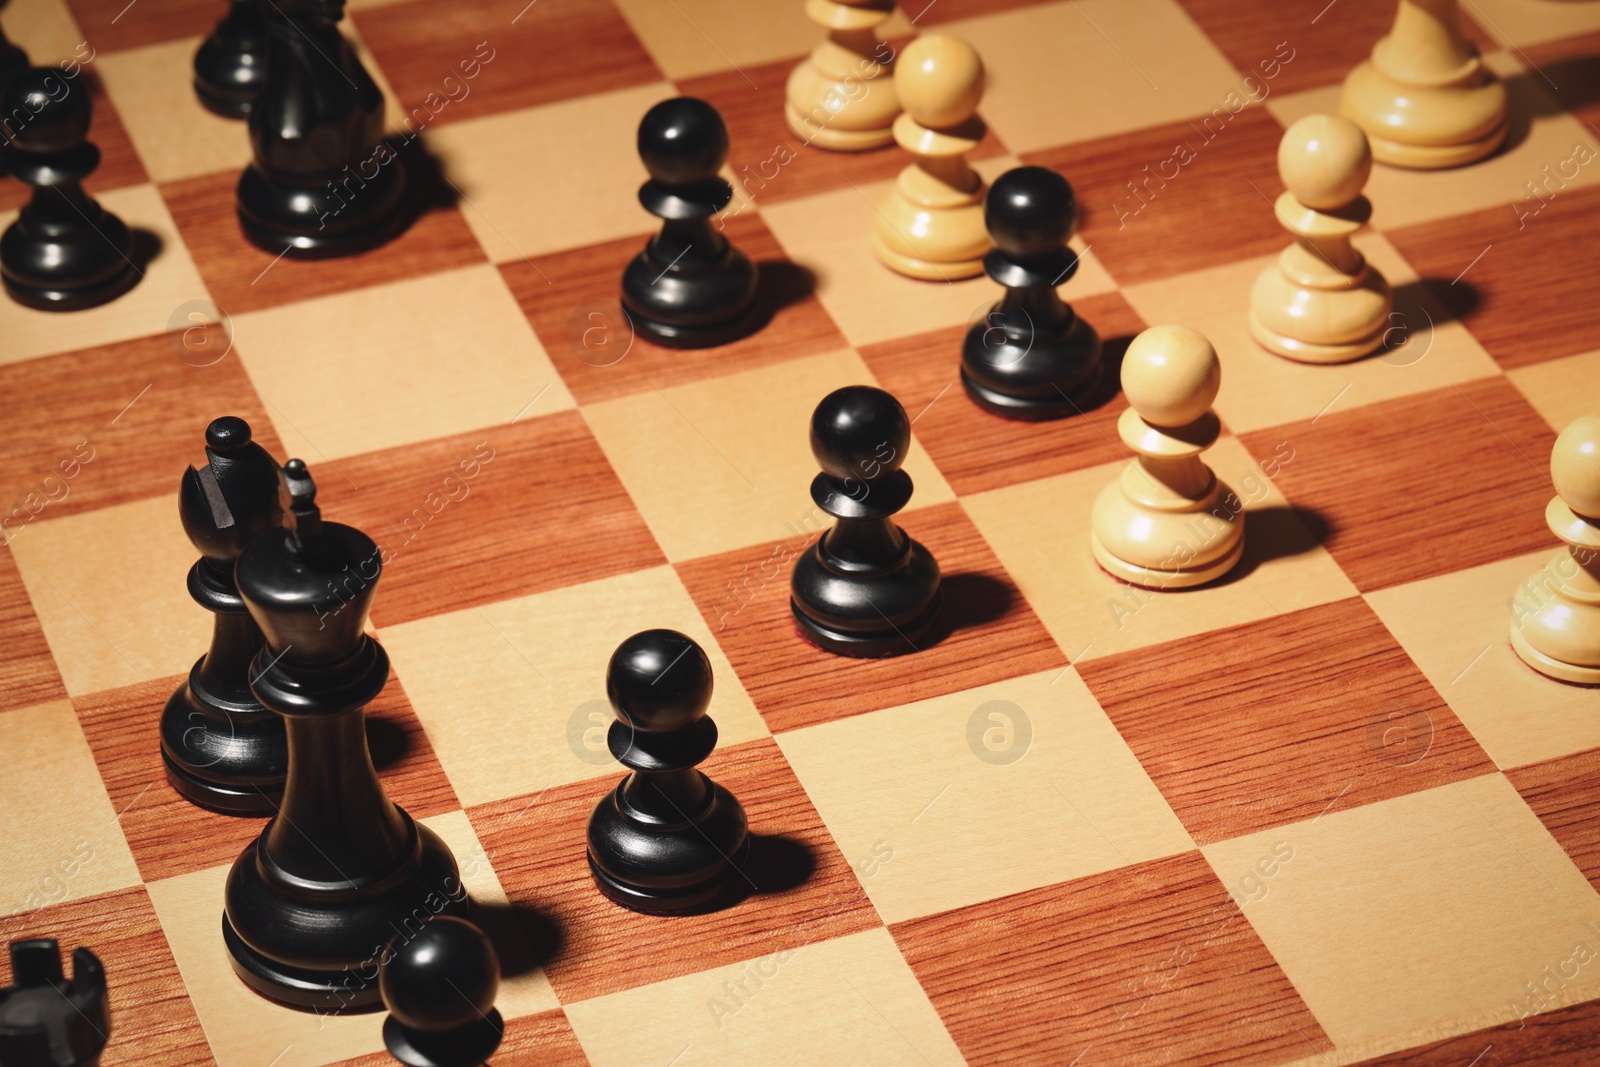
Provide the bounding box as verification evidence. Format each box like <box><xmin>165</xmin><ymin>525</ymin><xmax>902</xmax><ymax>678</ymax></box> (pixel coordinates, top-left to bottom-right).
<box><xmin>501</xmin><ymin>213</ymin><xmax>849</xmax><ymax>406</ymax></box>
<box><xmin>62</xmin><ymin>0</ymin><xmax>215</xmax><ymax>54</ymax></box>
<box><xmin>859</xmin><ymin>291</ymin><xmax>1146</xmax><ymax>495</ymax></box>
<box><xmin>893</xmin><ymin>850</ymin><xmax>1332</xmax><ymax>1066</ymax></box>
<box><xmin>1349</xmin><ymin>1000</ymin><xmax>1600</xmax><ymax>1065</ymax></box>
<box><xmin>1507</xmin><ymin>747</ymin><xmax>1600</xmax><ymax>893</ymax></box>
<box><xmin>1238</xmin><ymin>378</ymin><xmax>1558</xmax><ymax>592</ymax></box>
<box><xmin>322</xmin><ymin>412</ymin><xmax>665</xmax><ymax>628</ymax></box>
<box><xmin>1078</xmin><ymin>598</ymin><xmax>1495</xmax><ymax>845</ymax></box>
<box><xmin>336</xmin><ymin>1007</ymin><xmax>591</xmax><ymax>1066</ymax></box>
<box><xmin>0</xmin><ymin>546</ymin><xmax>67</xmax><ymax>711</ymax></box>
<box><xmin>1521</xmin><ymin>30</ymin><xmax>1600</xmax><ymax>133</ymax></box>
<box><xmin>467</xmin><ymin>737</ymin><xmax>880</xmax><ymax>1004</ymax></box>
<box><xmin>674</xmin><ymin>501</ymin><xmax>1065</xmax><ymax>734</ymax></box>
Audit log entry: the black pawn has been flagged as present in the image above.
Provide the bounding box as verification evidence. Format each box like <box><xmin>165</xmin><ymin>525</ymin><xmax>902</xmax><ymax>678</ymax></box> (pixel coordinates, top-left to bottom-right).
<box><xmin>0</xmin><ymin>939</ymin><xmax>109</xmax><ymax>1067</ymax></box>
<box><xmin>193</xmin><ymin>0</ymin><xmax>268</xmax><ymax>119</ymax></box>
<box><xmin>224</xmin><ymin>460</ymin><xmax>463</xmax><ymax>1011</ymax></box>
<box><xmin>0</xmin><ymin>67</ymin><xmax>140</xmax><ymax>311</ymax></box>
<box><xmin>380</xmin><ymin>917</ymin><xmax>503</xmax><ymax>1067</ymax></box>
<box><xmin>160</xmin><ymin>417</ymin><xmax>287</xmax><ymax>816</ymax></box>
<box><xmin>236</xmin><ymin>0</ymin><xmax>407</xmax><ymax>257</ymax></box>
<box><xmin>621</xmin><ymin>97</ymin><xmax>758</xmax><ymax>348</ymax></box>
<box><xmin>587</xmin><ymin>629</ymin><xmax>749</xmax><ymax>915</ymax></box>
<box><xmin>961</xmin><ymin>166</ymin><xmax>1102</xmax><ymax>420</ymax></box>
<box><xmin>790</xmin><ymin>386</ymin><xmax>941</xmax><ymax>656</ymax></box>
<box><xmin>0</xmin><ymin>25</ymin><xmax>29</xmax><ymax>100</ymax></box>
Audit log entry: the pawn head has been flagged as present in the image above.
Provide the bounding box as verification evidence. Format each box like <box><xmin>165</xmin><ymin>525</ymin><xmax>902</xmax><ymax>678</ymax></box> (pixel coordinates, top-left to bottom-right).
<box><xmin>1279</xmin><ymin>113</ymin><xmax>1370</xmax><ymax>211</ymax></box>
<box><xmin>810</xmin><ymin>385</ymin><xmax>911</xmax><ymax>482</ymax></box>
<box><xmin>607</xmin><ymin>629</ymin><xmax>713</xmax><ymax>734</ymax></box>
<box><xmin>380</xmin><ymin>917</ymin><xmax>500</xmax><ymax>1034</ymax></box>
<box><xmin>986</xmin><ymin>166</ymin><xmax>1076</xmax><ymax>258</ymax></box>
<box><xmin>1121</xmin><ymin>325</ymin><xmax>1221</xmax><ymax>429</ymax></box>
<box><xmin>637</xmin><ymin>97</ymin><xmax>728</xmax><ymax>185</ymax></box>
<box><xmin>4</xmin><ymin>67</ymin><xmax>91</xmax><ymax>155</ymax></box>
<box><xmin>1551</xmin><ymin>414</ymin><xmax>1600</xmax><ymax>520</ymax></box>
<box><xmin>895</xmin><ymin>35</ymin><xmax>984</xmax><ymax>130</ymax></box>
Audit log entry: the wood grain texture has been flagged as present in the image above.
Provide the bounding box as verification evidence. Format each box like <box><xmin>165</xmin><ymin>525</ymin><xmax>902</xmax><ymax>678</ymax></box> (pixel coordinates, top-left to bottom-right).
<box><xmin>501</xmin><ymin>213</ymin><xmax>850</xmax><ymax>406</ymax></box>
<box><xmin>1385</xmin><ymin>184</ymin><xmax>1600</xmax><ymax>371</ymax></box>
<box><xmin>0</xmin><ymin>545</ymin><xmax>67</xmax><ymax>710</ymax></box>
<box><xmin>677</xmin><ymin>53</ymin><xmax>1009</xmax><ymax>210</ymax></box>
<box><xmin>1351</xmin><ymin>998</ymin><xmax>1600</xmax><ymax>1065</ymax></box>
<box><xmin>1238</xmin><ymin>378</ymin><xmax>1558</xmax><ymax>592</ymax></box>
<box><xmin>1521</xmin><ymin>30</ymin><xmax>1600</xmax><ymax>133</ymax></box>
<box><xmin>909</xmin><ymin>0</ymin><xmax>1054</xmax><ymax>26</ymax></box>
<box><xmin>858</xmin><ymin>291</ymin><xmax>1145</xmax><ymax>496</ymax></box>
<box><xmin>0</xmin><ymin>71</ymin><xmax>147</xmax><ymax>215</ymax></box>
<box><xmin>0</xmin><ymin>335</ymin><xmax>282</xmax><ymax>524</ymax></box>
<box><xmin>351</xmin><ymin>0</ymin><xmax>661</xmax><ymax>127</ymax></box>
<box><xmin>60</xmin><ymin>0</ymin><xmax>213</xmax><ymax>56</ymax></box>
<box><xmin>159</xmin><ymin>169</ymin><xmax>485</xmax><ymax>316</ymax></box>
<box><xmin>334</xmin><ymin>1007</ymin><xmax>592</xmax><ymax>1066</ymax></box>
<box><xmin>72</xmin><ymin>670</ymin><xmax>460</xmax><ymax>884</ymax></box>
<box><xmin>0</xmin><ymin>885</ymin><xmax>212</xmax><ymax>1066</ymax></box>
<box><xmin>1506</xmin><ymin>746</ymin><xmax>1600</xmax><ymax>893</ymax></box>
<box><xmin>322</xmin><ymin>412</ymin><xmax>665</xmax><ymax>629</ymax></box>
<box><xmin>1078</xmin><ymin>598</ymin><xmax>1495</xmax><ymax>845</ymax></box>
<box><xmin>892</xmin><ymin>850</ymin><xmax>1332</xmax><ymax>1066</ymax></box>
<box><xmin>675</xmin><ymin>500</ymin><xmax>1065</xmax><ymax>733</ymax></box>
<box><xmin>1024</xmin><ymin>106</ymin><xmax>1286</xmax><ymax>288</ymax></box>
<box><xmin>467</xmin><ymin>737</ymin><xmax>880</xmax><ymax>1004</ymax></box>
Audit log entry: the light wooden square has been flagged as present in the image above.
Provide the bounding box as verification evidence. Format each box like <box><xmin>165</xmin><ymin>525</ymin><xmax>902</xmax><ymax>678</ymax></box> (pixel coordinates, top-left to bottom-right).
<box><xmin>0</xmin><ymin>185</ymin><xmax>211</xmax><ymax>366</ymax></box>
<box><xmin>761</xmin><ymin>155</ymin><xmax>1116</xmax><ymax>349</ymax></box>
<box><xmin>963</xmin><ymin>437</ymin><xmax>1359</xmax><ymax>663</ymax></box>
<box><xmin>422</xmin><ymin>82</ymin><xmax>670</xmax><ymax>261</ymax></box>
<box><xmin>232</xmin><ymin>263</ymin><xmax>573</xmax><ymax>463</ymax></box>
<box><xmin>380</xmin><ymin>565</ymin><xmax>768</xmax><ymax>809</ymax></box>
<box><xmin>1466</xmin><ymin>0</ymin><xmax>1600</xmax><ymax>47</ymax></box>
<box><xmin>96</xmin><ymin>38</ymin><xmax>255</xmax><ymax>184</ymax></box>
<box><xmin>1509</xmin><ymin>348</ymin><xmax>1600</xmax><ymax>433</ymax></box>
<box><xmin>1266</xmin><ymin>54</ymin><xmax>1600</xmax><ymax>232</ymax></box>
<box><xmin>946</xmin><ymin>0</ymin><xmax>1246</xmax><ymax>154</ymax></box>
<box><xmin>0</xmin><ymin>0</ymin><xmax>86</xmax><ymax>67</ymax></box>
<box><xmin>1364</xmin><ymin>550</ymin><xmax>1600</xmax><ymax>770</ymax></box>
<box><xmin>564</xmin><ymin>927</ymin><xmax>964</xmax><ymax>1067</ymax></box>
<box><xmin>1121</xmin><ymin>233</ymin><xmax>1503</xmax><ymax>435</ymax></box>
<box><xmin>10</xmin><ymin>494</ymin><xmax>205</xmax><ymax>696</ymax></box>
<box><xmin>777</xmin><ymin>668</ymin><xmax>1192</xmax><ymax>924</ymax></box>
<box><xmin>583</xmin><ymin>348</ymin><xmax>955</xmax><ymax>562</ymax></box>
<box><xmin>0</xmin><ymin>700</ymin><xmax>141</xmax><ymax>915</ymax></box>
<box><xmin>1202</xmin><ymin>774</ymin><xmax>1600</xmax><ymax>1054</ymax></box>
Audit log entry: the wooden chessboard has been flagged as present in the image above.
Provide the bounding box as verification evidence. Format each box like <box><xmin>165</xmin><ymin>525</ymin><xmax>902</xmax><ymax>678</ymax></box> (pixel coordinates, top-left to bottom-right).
<box><xmin>3</xmin><ymin>0</ymin><xmax>1600</xmax><ymax>1062</ymax></box>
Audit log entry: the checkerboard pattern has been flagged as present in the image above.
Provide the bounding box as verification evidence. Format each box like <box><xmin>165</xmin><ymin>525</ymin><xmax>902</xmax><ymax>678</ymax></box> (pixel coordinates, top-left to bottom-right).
<box><xmin>2</xmin><ymin>0</ymin><xmax>1599</xmax><ymax>1062</ymax></box>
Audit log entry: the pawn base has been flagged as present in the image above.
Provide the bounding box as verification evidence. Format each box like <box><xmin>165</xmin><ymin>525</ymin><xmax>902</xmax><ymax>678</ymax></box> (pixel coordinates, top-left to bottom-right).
<box><xmin>786</xmin><ymin>109</ymin><xmax>895</xmax><ymax>151</ymax></box>
<box><xmin>1365</xmin><ymin>121</ymin><xmax>1507</xmax><ymax>169</ymax></box>
<box><xmin>3</xmin><ymin>261</ymin><xmax>140</xmax><ymax>312</ymax></box>
<box><xmin>1091</xmin><ymin>530</ymin><xmax>1243</xmax><ymax>591</ymax></box>
<box><xmin>627</xmin><ymin>303</ymin><xmax>760</xmax><ymax>350</ymax></box>
<box><xmin>1249</xmin><ymin>310</ymin><xmax>1388</xmax><ymax>365</ymax></box>
<box><xmin>1510</xmin><ymin>627</ymin><xmax>1600</xmax><ymax>685</ymax></box>
<box><xmin>872</xmin><ymin>231</ymin><xmax>984</xmax><ymax>282</ymax></box>
<box><xmin>1340</xmin><ymin>58</ymin><xmax>1509</xmax><ymax>170</ymax></box>
<box><xmin>791</xmin><ymin>592</ymin><xmax>942</xmax><ymax>658</ymax></box>
<box><xmin>383</xmin><ymin>1010</ymin><xmax>504</xmax><ymax>1067</ymax></box>
<box><xmin>236</xmin><ymin>161</ymin><xmax>410</xmax><ymax>260</ymax></box>
<box><xmin>587</xmin><ymin>843</ymin><xmax>749</xmax><ymax>916</ymax></box>
<box><xmin>961</xmin><ymin>365</ymin><xmax>1102</xmax><ymax>421</ymax></box>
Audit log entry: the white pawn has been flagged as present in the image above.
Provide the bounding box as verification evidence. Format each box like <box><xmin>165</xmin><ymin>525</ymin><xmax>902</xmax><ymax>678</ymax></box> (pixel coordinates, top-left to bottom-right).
<box><xmin>873</xmin><ymin>35</ymin><xmax>990</xmax><ymax>281</ymax></box>
<box><xmin>786</xmin><ymin>0</ymin><xmax>900</xmax><ymax>151</ymax></box>
<box><xmin>1510</xmin><ymin>415</ymin><xmax>1600</xmax><ymax>685</ymax></box>
<box><xmin>1090</xmin><ymin>326</ymin><xmax>1244</xmax><ymax>590</ymax></box>
<box><xmin>1250</xmin><ymin>114</ymin><xmax>1392</xmax><ymax>364</ymax></box>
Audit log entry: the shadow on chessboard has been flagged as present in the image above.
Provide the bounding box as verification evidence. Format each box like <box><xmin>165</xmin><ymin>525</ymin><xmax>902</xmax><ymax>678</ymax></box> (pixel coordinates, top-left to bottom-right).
<box><xmin>693</xmin><ymin>834</ymin><xmax>820</xmax><ymax>917</ymax></box>
<box><xmin>470</xmin><ymin>899</ymin><xmax>565</xmax><ymax>980</ymax></box>
<box><xmin>1504</xmin><ymin>58</ymin><xmax>1600</xmax><ymax>154</ymax></box>
<box><xmin>744</xmin><ymin>259</ymin><xmax>818</xmax><ymax>338</ymax></box>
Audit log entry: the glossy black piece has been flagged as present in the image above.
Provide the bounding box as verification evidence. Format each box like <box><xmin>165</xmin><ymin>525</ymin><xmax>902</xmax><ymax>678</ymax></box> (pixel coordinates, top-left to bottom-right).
<box><xmin>379</xmin><ymin>917</ymin><xmax>503</xmax><ymax>1067</ymax></box>
<box><xmin>1</xmin><ymin>68</ymin><xmax>139</xmax><ymax>311</ymax></box>
<box><xmin>587</xmin><ymin>630</ymin><xmax>750</xmax><ymax>915</ymax></box>
<box><xmin>193</xmin><ymin>0</ymin><xmax>268</xmax><ymax>118</ymax></box>
<box><xmin>0</xmin><ymin>25</ymin><xmax>29</xmax><ymax>100</ymax></box>
<box><xmin>236</xmin><ymin>0</ymin><xmax>408</xmax><ymax>257</ymax></box>
<box><xmin>161</xmin><ymin>417</ymin><xmax>288</xmax><ymax>816</ymax></box>
<box><xmin>224</xmin><ymin>461</ymin><xmax>463</xmax><ymax>1012</ymax></box>
<box><xmin>791</xmin><ymin>387</ymin><xmax>942</xmax><ymax>657</ymax></box>
<box><xmin>0</xmin><ymin>939</ymin><xmax>109</xmax><ymax>1067</ymax></box>
<box><xmin>961</xmin><ymin>166</ymin><xmax>1102</xmax><ymax>421</ymax></box>
<box><xmin>620</xmin><ymin>97</ymin><xmax>758</xmax><ymax>348</ymax></box>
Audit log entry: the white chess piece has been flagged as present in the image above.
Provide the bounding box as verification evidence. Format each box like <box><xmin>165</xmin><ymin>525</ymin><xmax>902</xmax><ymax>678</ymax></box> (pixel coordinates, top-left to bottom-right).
<box><xmin>786</xmin><ymin>0</ymin><xmax>900</xmax><ymax>151</ymax></box>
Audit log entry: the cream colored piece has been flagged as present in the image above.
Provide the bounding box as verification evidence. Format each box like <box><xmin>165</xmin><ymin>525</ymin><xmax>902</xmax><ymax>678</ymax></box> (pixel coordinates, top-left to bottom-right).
<box><xmin>786</xmin><ymin>0</ymin><xmax>901</xmax><ymax>151</ymax></box>
<box><xmin>873</xmin><ymin>34</ymin><xmax>991</xmax><ymax>280</ymax></box>
<box><xmin>1340</xmin><ymin>0</ymin><xmax>1509</xmax><ymax>169</ymax></box>
<box><xmin>1250</xmin><ymin>114</ymin><xmax>1393</xmax><ymax>364</ymax></box>
<box><xmin>1089</xmin><ymin>326</ymin><xmax>1244</xmax><ymax>590</ymax></box>
<box><xmin>1510</xmin><ymin>414</ymin><xmax>1600</xmax><ymax>685</ymax></box>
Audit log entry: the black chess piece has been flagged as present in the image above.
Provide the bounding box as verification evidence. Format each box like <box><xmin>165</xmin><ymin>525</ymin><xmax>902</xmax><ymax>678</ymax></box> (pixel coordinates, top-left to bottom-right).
<box><xmin>790</xmin><ymin>386</ymin><xmax>942</xmax><ymax>656</ymax></box>
<box><xmin>620</xmin><ymin>97</ymin><xmax>758</xmax><ymax>348</ymax></box>
<box><xmin>0</xmin><ymin>939</ymin><xmax>109</xmax><ymax>1067</ymax></box>
<box><xmin>0</xmin><ymin>24</ymin><xmax>30</xmax><ymax>100</ymax></box>
<box><xmin>236</xmin><ymin>0</ymin><xmax>408</xmax><ymax>257</ymax></box>
<box><xmin>961</xmin><ymin>166</ymin><xmax>1102</xmax><ymax>420</ymax></box>
<box><xmin>587</xmin><ymin>629</ymin><xmax>750</xmax><ymax>915</ymax></box>
<box><xmin>193</xmin><ymin>0</ymin><xmax>268</xmax><ymax>118</ymax></box>
<box><xmin>160</xmin><ymin>416</ymin><xmax>287</xmax><ymax>817</ymax></box>
<box><xmin>0</xmin><ymin>67</ymin><xmax>140</xmax><ymax>311</ymax></box>
<box><xmin>223</xmin><ymin>460</ymin><xmax>463</xmax><ymax>1012</ymax></box>
<box><xmin>379</xmin><ymin>917</ymin><xmax>503</xmax><ymax>1067</ymax></box>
